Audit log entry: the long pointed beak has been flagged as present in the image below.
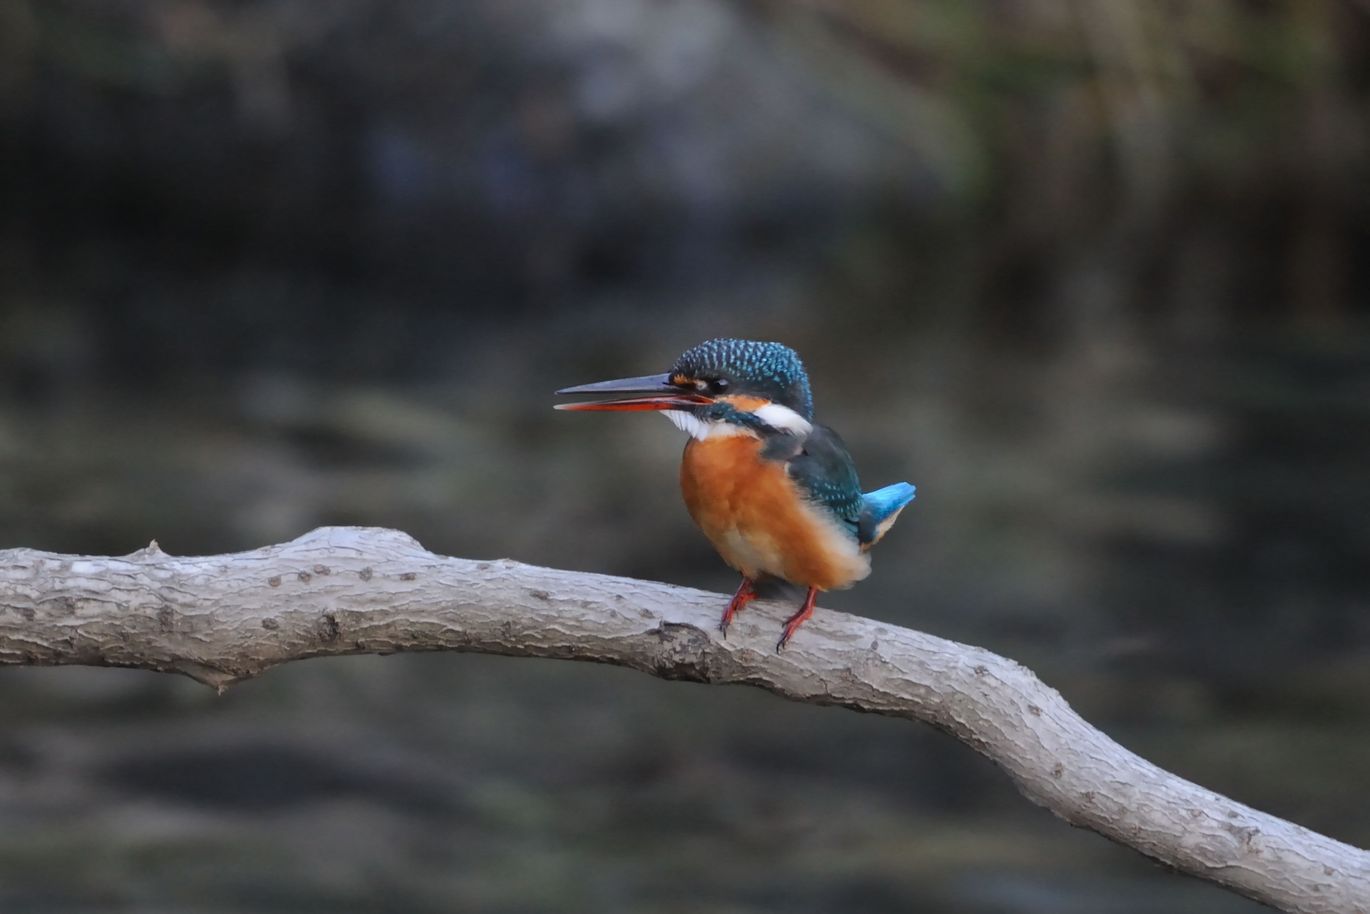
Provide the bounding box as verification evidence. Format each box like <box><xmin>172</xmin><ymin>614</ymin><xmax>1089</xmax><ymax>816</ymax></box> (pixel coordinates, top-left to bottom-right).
<box><xmin>554</xmin><ymin>373</ymin><xmax>712</xmax><ymax>411</ymax></box>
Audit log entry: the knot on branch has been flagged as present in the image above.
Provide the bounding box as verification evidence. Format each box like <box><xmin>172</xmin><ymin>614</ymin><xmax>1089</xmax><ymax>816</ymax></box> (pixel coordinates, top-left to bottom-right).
<box><xmin>288</xmin><ymin>526</ymin><xmax>428</xmax><ymax>553</ymax></box>
<box><xmin>650</xmin><ymin>622</ymin><xmax>717</xmax><ymax>680</ymax></box>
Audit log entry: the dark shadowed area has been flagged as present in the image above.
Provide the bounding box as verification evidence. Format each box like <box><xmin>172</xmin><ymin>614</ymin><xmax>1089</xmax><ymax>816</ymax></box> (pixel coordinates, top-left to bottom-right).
<box><xmin>2</xmin><ymin>1</ymin><xmax>1368</xmax><ymax>912</ymax></box>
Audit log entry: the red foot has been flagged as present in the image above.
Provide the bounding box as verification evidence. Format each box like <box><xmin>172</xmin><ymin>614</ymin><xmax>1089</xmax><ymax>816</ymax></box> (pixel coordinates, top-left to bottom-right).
<box><xmin>719</xmin><ymin>576</ymin><xmax>757</xmax><ymax>636</ymax></box>
<box><xmin>776</xmin><ymin>586</ymin><xmax>819</xmax><ymax>652</ymax></box>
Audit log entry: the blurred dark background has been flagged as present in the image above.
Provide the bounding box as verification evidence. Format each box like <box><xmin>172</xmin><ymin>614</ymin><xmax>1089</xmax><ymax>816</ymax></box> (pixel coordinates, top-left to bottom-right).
<box><xmin>2</xmin><ymin>1</ymin><xmax>1368</xmax><ymax>911</ymax></box>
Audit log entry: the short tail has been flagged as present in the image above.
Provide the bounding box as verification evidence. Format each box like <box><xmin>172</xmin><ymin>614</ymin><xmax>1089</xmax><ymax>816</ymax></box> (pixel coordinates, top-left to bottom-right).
<box><xmin>857</xmin><ymin>482</ymin><xmax>916</xmax><ymax>548</ymax></box>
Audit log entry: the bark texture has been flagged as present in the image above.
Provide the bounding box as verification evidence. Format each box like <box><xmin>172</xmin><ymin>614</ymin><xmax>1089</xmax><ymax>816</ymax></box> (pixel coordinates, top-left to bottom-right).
<box><xmin>1</xmin><ymin>526</ymin><xmax>1366</xmax><ymax>913</ymax></box>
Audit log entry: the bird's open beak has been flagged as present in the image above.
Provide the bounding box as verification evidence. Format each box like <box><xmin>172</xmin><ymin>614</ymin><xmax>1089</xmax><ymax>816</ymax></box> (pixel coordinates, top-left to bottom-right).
<box><xmin>554</xmin><ymin>373</ymin><xmax>712</xmax><ymax>411</ymax></box>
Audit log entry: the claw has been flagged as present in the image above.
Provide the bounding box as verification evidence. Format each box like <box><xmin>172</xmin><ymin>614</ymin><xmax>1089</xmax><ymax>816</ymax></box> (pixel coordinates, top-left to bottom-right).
<box><xmin>776</xmin><ymin>586</ymin><xmax>819</xmax><ymax>652</ymax></box>
<box><xmin>719</xmin><ymin>576</ymin><xmax>757</xmax><ymax>637</ymax></box>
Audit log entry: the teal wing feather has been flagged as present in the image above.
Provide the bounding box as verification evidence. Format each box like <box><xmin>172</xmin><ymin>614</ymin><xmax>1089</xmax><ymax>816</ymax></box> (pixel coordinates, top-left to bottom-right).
<box><xmin>763</xmin><ymin>425</ymin><xmax>916</xmax><ymax>546</ymax></box>
<box><xmin>766</xmin><ymin>425</ymin><xmax>864</xmax><ymax>531</ymax></box>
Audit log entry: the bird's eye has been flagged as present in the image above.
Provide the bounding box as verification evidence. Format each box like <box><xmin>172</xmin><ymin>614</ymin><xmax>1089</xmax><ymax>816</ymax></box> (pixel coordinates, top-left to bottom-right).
<box><xmin>709</xmin><ymin>378</ymin><xmax>730</xmax><ymax>394</ymax></box>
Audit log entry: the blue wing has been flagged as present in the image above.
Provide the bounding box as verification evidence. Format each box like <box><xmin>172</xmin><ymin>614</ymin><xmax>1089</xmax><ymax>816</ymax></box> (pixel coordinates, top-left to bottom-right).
<box><xmin>856</xmin><ymin>482</ymin><xmax>916</xmax><ymax>547</ymax></box>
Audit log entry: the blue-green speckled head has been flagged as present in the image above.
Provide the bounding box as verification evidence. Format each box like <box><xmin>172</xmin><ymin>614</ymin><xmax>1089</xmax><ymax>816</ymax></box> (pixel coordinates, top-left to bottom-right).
<box><xmin>670</xmin><ymin>339</ymin><xmax>814</xmax><ymax>420</ymax></box>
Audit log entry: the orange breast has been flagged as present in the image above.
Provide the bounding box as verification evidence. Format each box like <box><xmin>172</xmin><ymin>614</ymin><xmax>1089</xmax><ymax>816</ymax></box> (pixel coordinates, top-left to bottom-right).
<box><xmin>679</xmin><ymin>436</ymin><xmax>870</xmax><ymax>590</ymax></box>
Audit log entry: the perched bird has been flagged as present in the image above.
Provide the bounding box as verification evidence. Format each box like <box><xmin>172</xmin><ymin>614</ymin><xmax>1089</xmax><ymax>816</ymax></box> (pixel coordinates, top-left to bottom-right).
<box><xmin>555</xmin><ymin>338</ymin><xmax>916</xmax><ymax>651</ymax></box>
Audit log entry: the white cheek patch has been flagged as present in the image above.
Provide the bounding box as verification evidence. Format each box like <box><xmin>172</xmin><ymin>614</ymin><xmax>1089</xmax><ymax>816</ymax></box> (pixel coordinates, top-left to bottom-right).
<box><xmin>752</xmin><ymin>403</ymin><xmax>812</xmax><ymax>435</ymax></box>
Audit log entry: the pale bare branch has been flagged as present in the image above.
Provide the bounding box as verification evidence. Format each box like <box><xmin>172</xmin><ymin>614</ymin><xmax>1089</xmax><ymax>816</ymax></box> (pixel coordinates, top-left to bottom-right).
<box><xmin>1</xmin><ymin>526</ymin><xmax>1366</xmax><ymax>914</ymax></box>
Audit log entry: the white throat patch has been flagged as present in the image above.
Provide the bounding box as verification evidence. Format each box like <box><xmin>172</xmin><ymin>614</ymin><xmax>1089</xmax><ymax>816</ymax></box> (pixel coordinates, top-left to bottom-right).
<box><xmin>661</xmin><ymin>403</ymin><xmax>812</xmax><ymax>441</ymax></box>
<box><xmin>661</xmin><ymin>410</ymin><xmax>744</xmax><ymax>440</ymax></box>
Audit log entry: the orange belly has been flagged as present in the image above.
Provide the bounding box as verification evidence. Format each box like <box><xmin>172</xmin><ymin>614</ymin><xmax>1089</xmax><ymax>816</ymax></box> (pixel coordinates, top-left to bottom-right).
<box><xmin>679</xmin><ymin>436</ymin><xmax>870</xmax><ymax>590</ymax></box>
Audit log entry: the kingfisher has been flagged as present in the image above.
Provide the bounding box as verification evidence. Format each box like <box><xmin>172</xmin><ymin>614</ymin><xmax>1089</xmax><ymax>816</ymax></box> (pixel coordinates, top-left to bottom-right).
<box><xmin>555</xmin><ymin>338</ymin><xmax>916</xmax><ymax>651</ymax></box>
